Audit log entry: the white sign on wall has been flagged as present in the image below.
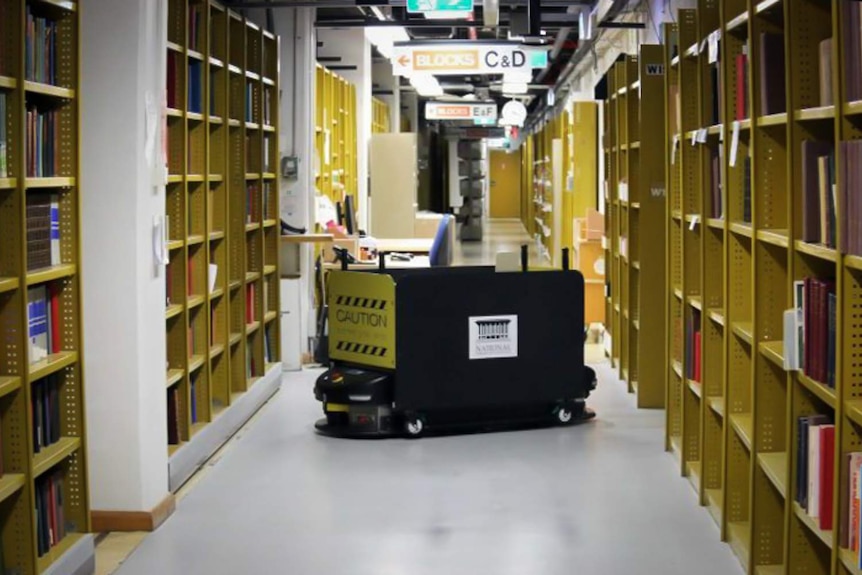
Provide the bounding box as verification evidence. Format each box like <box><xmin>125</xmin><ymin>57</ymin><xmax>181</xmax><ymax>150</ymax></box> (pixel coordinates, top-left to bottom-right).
<box><xmin>425</xmin><ymin>102</ymin><xmax>497</xmax><ymax>123</ymax></box>
<box><xmin>393</xmin><ymin>43</ymin><xmax>549</xmax><ymax>76</ymax></box>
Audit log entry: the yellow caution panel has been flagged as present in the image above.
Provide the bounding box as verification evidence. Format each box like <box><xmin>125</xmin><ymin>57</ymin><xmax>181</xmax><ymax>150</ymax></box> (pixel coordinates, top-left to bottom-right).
<box><xmin>328</xmin><ymin>271</ymin><xmax>396</xmax><ymax>369</ymax></box>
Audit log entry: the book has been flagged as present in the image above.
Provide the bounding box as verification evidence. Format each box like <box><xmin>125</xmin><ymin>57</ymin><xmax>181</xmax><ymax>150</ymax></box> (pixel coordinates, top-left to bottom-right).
<box><xmin>0</xmin><ymin>92</ymin><xmax>7</xmax><ymax>178</ymax></box>
<box><xmin>743</xmin><ymin>157</ymin><xmax>752</xmax><ymax>223</ymax></box>
<box><xmin>26</xmin><ymin>194</ymin><xmax>52</xmax><ymax>270</ymax></box>
<box><xmin>819</xmin><ymin>38</ymin><xmax>834</xmax><ymax>107</ymax></box>
<box><xmin>35</xmin><ymin>471</ymin><xmax>66</xmax><ymax>557</ymax></box>
<box><xmin>188</xmin><ymin>60</ymin><xmax>202</xmax><ymax>114</ymax></box>
<box><xmin>801</xmin><ymin>140</ymin><xmax>832</xmax><ymax>244</ymax></box>
<box><xmin>190</xmin><ymin>374</ymin><xmax>197</xmax><ymax>424</ymax></box>
<box><xmin>844</xmin><ymin>1</ymin><xmax>862</xmax><ymax>103</ymax></box>
<box><xmin>827</xmin><ymin>292</ymin><xmax>836</xmax><ymax>388</ymax></box>
<box><xmin>846</xmin><ymin>452</ymin><xmax>862</xmax><ymax>552</ymax></box>
<box><xmin>735</xmin><ymin>52</ymin><xmax>748</xmax><ymax>121</ymax></box>
<box><xmin>167</xmin><ymin>387</ymin><xmax>179</xmax><ymax>445</ymax></box>
<box><xmin>759</xmin><ymin>33</ymin><xmax>786</xmax><ymax>116</ymax></box>
<box><xmin>26</xmin><ymin>106</ymin><xmax>59</xmax><ymax>177</ymax></box>
<box><xmin>819</xmin><ymin>424</ymin><xmax>835</xmax><ymax>530</ymax></box>
<box><xmin>25</xmin><ymin>8</ymin><xmax>58</xmax><ymax>85</ymax></box>
<box><xmin>28</xmin><ymin>286</ymin><xmax>49</xmax><ymax>364</ymax></box>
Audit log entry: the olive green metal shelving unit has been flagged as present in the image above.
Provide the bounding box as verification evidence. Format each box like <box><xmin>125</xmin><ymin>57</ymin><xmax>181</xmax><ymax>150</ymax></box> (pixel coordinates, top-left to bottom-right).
<box><xmin>654</xmin><ymin>1</ymin><xmax>862</xmax><ymax>574</ymax></box>
<box><xmin>0</xmin><ymin>0</ymin><xmax>92</xmax><ymax>572</ymax></box>
<box><xmin>603</xmin><ymin>45</ymin><xmax>668</xmax><ymax>409</ymax></box>
<box><xmin>164</xmin><ymin>0</ymin><xmax>280</xmax><ymax>459</ymax></box>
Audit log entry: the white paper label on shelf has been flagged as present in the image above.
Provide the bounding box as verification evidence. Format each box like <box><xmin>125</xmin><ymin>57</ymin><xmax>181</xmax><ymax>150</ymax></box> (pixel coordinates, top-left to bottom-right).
<box><xmin>691</xmin><ymin>131</ymin><xmax>698</xmax><ymax>146</ymax></box>
<box><xmin>697</xmin><ymin>128</ymin><xmax>708</xmax><ymax>144</ymax></box>
<box><xmin>671</xmin><ymin>135</ymin><xmax>679</xmax><ymax>165</ymax></box>
<box><xmin>689</xmin><ymin>215</ymin><xmax>699</xmax><ymax>231</ymax></box>
<box><xmin>708</xmin><ymin>31</ymin><xmax>720</xmax><ymax>64</ymax></box>
<box><xmin>602</xmin><ymin>236</ymin><xmax>608</xmax><ymax>250</ymax></box>
<box><xmin>324</xmin><ymin>130</ymin><xmax>331</xmax><ymax>165</ymax></box>
<box><xmin>729</xmin><ymin>120</ymin><xmax>741</xmax><ymax>167</ymax></box>
<box><xmin>719</xmin><ymin>123</ymin><xmax>725</xmax><ymax>142</ymax></box>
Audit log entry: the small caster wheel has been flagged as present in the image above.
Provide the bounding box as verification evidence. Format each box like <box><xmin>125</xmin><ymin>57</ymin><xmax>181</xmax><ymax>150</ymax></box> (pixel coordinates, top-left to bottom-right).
<box><xmin>404</xmin><ymin>415</ymin><xmax>425</xmax><ymax>438</ymax></box>
<box><xmin>555</xmin><ymin>406</ymin><xmax>573</xmax><ymax>425</ymax></box>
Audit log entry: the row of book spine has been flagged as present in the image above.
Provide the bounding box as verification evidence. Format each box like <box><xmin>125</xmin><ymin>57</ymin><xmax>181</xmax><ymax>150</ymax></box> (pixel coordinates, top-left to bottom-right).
<box><xmin>840</xmin><ymin>140</ymin><xmax>862</xmax><ymax>256</ymax></box>
<box><xmin>246</xmin><ymin>182</ymin><xmax>258</xmax><ymax>224</ymax></box>
<box><xmin>796</xmin><ymin>416</ymin><xmax>835</xmax><ymax>531</ymax></box>
<box><xmin>802</xmin><ymin>142</ymin><xmax>837</xmax><ymax>248</ymax></box>
<box><xmin>25</xmin><ymin>9</ymin><xmax>58</xmax><ymax>86</ymax></box>
<box><xmin>27</xmin><ymin>285</ymin><xmax>61</xmax><ymax>365</ymax></box>
<box><xmin>35</xmin><ymin>470</ymin><xmax>66</xmax><ymax>558</ymax></box>
<box><xmin>188</xmin><ymin>6</ymin><xmax>204</xmax><ymax>53</ymax></box>
<box><xmin>31</xmin><ymin>374</ymin><xmax>61</xmax><ymax>455</ymax></box>
<box><xmin>26</xmin><ymin>193</ymin><xmax>60</xmax><ymax>271</ymax></box>
<box><xmin>843</xmin><ymin>2</ymin><xmax>862</xmax><ymax>103</ymax></box>
<box><xmin>26</xmin><ymin>106</ymin><xmax>60</xmax><ymax>178</ymax></box>
<box><xmin>796</xmin><ymin>277</ymin><xmax>837</xmax><ymax>388</ymax></box>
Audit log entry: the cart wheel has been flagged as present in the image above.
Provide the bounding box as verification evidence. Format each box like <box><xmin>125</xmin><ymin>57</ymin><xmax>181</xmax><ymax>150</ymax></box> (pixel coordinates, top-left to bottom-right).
<box><xmin>556</xmin><ymin>406</ymin><xmax>573</xmax><ymax>425</ymax></box>
<box><xmin>404</xmin><ymin>415</ymin><xmax>425</xmax><ymax>438</ymax></box>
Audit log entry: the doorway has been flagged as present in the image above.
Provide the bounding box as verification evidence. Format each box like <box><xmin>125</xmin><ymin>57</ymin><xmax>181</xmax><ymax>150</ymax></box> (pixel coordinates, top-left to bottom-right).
<box><xmin>489</xmin><ymin>149</ymin><xmax>522</xmax><ymax>219</ymax></box>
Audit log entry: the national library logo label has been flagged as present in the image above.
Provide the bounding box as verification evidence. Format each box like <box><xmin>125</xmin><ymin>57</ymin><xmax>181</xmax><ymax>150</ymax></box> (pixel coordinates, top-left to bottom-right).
<box><xmin>468</xmin><ymin>315</ymin><xmax>518</xmax><ymax>360</ymax></box>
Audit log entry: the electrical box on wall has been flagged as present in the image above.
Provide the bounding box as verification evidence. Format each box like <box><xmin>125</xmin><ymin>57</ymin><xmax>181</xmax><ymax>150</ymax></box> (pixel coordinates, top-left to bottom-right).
<box><xmin>282</xmin><ymin>156</ymin><xmax>299</xmax><ymax>179</ymax></box>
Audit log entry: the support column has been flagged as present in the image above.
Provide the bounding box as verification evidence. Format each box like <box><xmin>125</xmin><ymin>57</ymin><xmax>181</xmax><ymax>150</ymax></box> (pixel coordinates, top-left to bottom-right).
<box><xmin>81</xmin><ymin>0</ymin><xmax>173</xmax><ymax>528</ymax></box>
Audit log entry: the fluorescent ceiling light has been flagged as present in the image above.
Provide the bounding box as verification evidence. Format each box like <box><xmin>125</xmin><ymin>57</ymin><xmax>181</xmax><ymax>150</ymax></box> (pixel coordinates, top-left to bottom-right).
<box><xmin>370</xmin><ymin>6</ymin><xmax>386</xmax><ymax>21</ymax></box>
<box><xmin>501</xmin><ymin>82</ymin><xmax>528</xmax><ymax>94</ymax></box>
<box><xmin>424</xmin><ymin>10</ymin><xmax>471</xmax><ymax>19</ymax></box>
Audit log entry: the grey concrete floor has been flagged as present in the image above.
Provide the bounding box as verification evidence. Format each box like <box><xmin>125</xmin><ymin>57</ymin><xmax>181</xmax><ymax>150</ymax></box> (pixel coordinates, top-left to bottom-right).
<box><xmin>114</xmin><ymin>362</ymin><xmax>743</xmax><ymax>575</ymax></box>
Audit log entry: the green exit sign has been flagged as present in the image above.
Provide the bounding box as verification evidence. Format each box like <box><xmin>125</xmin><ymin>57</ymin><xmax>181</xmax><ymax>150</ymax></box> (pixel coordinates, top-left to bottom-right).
<box><xmin>406</xmin><ymin>0</ymin><xmax>474</xmax><ymax>13</ymax></box>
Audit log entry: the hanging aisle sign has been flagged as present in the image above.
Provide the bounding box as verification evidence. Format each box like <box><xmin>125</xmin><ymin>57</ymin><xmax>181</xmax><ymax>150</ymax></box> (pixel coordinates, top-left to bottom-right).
<box><xmin>393</xmin><ymin>43</ymin><xmax>549</xmax><ymax>76</ymax></box>
<box><xmin>425</xmin><ymin>102</ymin><xmax>497</xmax><ymax>123</ymax></box>
<box><xmin>406</xmin><ymin>0</ymin><xmax>474</xmax><ymax>13</ymax></box>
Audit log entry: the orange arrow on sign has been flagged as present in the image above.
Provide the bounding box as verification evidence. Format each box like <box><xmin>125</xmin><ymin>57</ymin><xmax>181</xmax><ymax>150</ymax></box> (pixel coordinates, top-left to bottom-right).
<box><xmin>397</xmin><ymin>54</ymin><xmax>411</xmax><ymax>67</ymax></box>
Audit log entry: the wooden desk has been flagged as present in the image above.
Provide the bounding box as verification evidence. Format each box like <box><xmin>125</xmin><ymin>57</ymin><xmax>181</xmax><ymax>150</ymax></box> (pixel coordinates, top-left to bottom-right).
<box><xmin>324</xmin><ymin>255</ymin><xmax>431</xmax><ymax>271</ymax></box>
<box><xmin>375</xmin><ymin>237</ymin><xmax>434</xmax><ymax>254</ymax></box>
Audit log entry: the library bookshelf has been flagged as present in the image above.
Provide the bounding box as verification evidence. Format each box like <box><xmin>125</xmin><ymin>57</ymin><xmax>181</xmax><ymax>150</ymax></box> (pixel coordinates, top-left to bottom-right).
<box><xmin>603</xmin><ymin>46</ymin><xmax>668</xmax><ymax>409</ymax></box>
<box><xmin>521</xmin><ymin>103</ymin><xmax>598</xmax><ymax>267</ymax></box>
<box><xmin>372</xmin><ymin>96</ymin><xmax>390</xmax><ymax>134</ymax></box>
<box><xmin>315</xmin><ymin>64</ymin><xmax>358</xmax><ymax>208</ymax></box>
<box><xmin>164</xmin><ymin>0</ymin><xmax>280</xmax><ymax>471</ymax></box>
<box><xmin>622</xmin><ymin>1</ymin><xmax>862</xmax><ymax>573</ymax></box>
<box><xmin>0</xmin><ymin>0</ymin><xmax>93</xmax><ymax>572</ymax></box>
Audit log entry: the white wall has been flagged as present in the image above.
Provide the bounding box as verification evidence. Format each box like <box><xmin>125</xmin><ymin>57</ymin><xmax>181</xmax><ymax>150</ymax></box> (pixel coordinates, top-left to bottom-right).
<box><xmin>81</xmin><ymin>0</ymin><xmax>168</xmax><ymax>512</ymax></box>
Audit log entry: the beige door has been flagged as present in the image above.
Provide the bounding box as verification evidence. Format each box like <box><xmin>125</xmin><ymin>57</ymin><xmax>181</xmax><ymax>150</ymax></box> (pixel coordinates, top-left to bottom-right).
<box><xmin>489</xmin><ymin>149</ymin><xmax>522</xmax><ymax>219</ymax></box>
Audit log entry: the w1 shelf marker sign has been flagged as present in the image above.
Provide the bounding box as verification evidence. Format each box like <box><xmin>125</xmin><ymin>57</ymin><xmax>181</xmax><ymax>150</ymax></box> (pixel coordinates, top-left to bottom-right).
<box><xmin>407</xmin><ymin>0</ymin><xmax>473</xmax><ymax>13</ymax></box>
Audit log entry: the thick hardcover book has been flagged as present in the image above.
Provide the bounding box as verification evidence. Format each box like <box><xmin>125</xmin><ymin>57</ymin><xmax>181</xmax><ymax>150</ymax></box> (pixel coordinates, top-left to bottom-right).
<box><xmin>827</xmin><ymin>292</ymin><xmax>836</xmax><ymax>388</ymax></box>
<box><xmin>743</xmin><ymin>157</ymin><xmax>752</xmax><ymax>223</ymax></box>
<box><xmin>26</xmin><ymin>194</ymin><xmax>52</xmax><ymax>271</ymax></box>
<box><xmin>167</xmin><ymin>387</ymin><xmax>179</xmax><ymax>445</ymax></box>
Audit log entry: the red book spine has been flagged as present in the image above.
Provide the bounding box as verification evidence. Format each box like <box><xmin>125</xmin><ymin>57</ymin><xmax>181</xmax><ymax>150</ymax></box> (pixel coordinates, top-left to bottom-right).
<box><xmin>819</xmin><ymin>425</ymin><xmax>835</xmax><ymax>530</ymax></box>
<box><xmin>49</xmin><ymin>283</ymin><xmax>60</xmax><ymax>354</ymax></box>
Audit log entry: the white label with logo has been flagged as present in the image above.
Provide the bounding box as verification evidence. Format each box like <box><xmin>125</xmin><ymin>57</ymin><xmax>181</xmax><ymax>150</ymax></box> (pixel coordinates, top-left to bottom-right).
<box><xmin>468</xmin><ymin>315</ymin><xmax>518</xmax><ymax>360</ymax></box>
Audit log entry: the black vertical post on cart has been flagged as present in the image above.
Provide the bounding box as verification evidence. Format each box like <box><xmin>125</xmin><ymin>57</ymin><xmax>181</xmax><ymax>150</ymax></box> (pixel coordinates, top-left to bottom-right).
<box><xmin>520</xmin><ymin>245</ymin><xmax>528</xmax><ymax>272</ymax></box>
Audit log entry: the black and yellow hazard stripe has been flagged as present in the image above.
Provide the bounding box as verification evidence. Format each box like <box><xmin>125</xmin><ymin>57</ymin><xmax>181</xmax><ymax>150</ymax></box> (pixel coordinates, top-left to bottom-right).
<box><xmin>335</xmin><ymin>341</ymin><xmax>388</xmax><ymax>357</ymax></box>
<box><xmin>335</xmin><ymin>295</ymin><xmax>388</xmax><ymax>310</ymax></box>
